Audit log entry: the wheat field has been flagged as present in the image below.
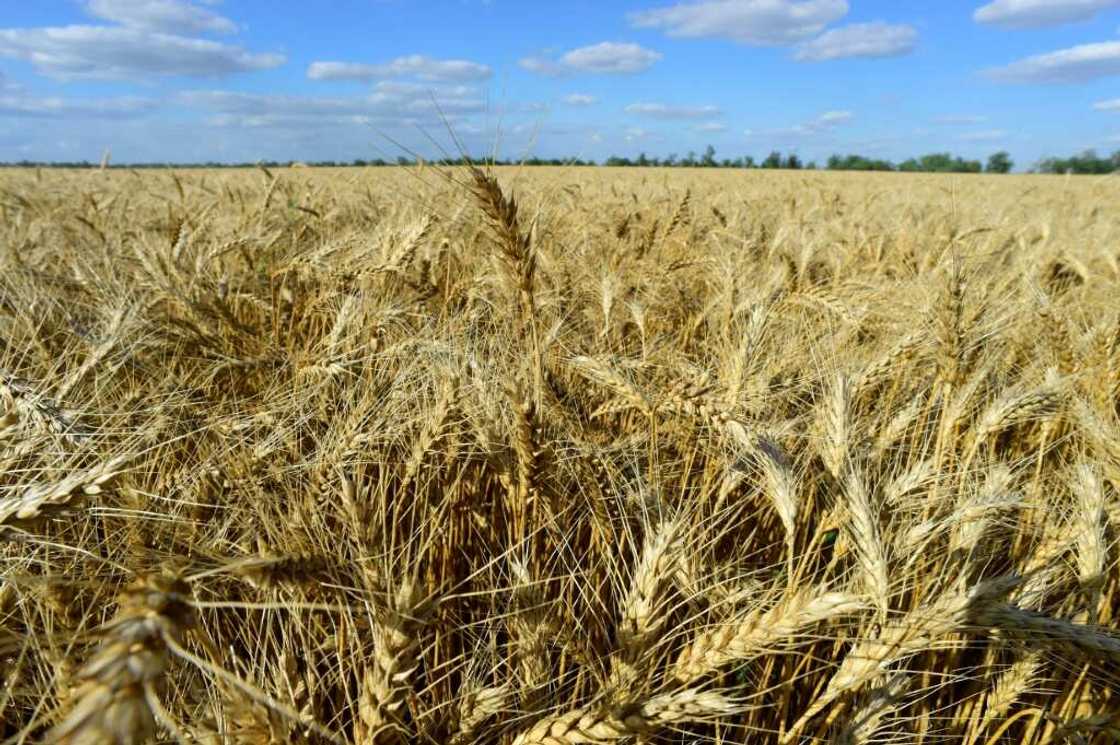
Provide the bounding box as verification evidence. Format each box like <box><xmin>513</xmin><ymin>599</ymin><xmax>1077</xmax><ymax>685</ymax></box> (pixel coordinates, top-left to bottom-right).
<box><xmin>0</xmin><ymin>164</ymin><xmax>1118</xmax><ymax>744</ymax></box>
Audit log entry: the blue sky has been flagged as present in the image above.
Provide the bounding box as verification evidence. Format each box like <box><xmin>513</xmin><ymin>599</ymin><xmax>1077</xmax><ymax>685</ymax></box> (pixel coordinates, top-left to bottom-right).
<box><xmin>1</xmin><ymin>0</ymin><xmax>1119</xmax><ymax>166</ymax></box>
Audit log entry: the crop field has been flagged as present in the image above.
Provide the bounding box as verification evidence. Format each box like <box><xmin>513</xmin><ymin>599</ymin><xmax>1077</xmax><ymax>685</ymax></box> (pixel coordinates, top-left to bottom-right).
<box><xmin>0</xmin><ymin>164</ymin><xmax>1118</xmax><ymax>744</ymax></box>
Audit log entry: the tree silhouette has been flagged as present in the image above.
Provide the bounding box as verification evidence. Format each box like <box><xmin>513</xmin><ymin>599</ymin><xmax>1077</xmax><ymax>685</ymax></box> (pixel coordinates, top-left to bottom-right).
<box><xmin>986</xmin><ymin>151</ymin><xmax>1013</xmax><ymax>174</ymax></box>
<box><xmin>762</xmin><ymin>151</ymin><xmax>783</xmax><ymax>169</ymax></box>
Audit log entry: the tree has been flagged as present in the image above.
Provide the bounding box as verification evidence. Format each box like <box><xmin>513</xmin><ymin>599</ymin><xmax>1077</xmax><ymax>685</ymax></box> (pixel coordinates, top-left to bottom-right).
<box><xmin>827</xmin><ymin>153</ymin><xmax>894</xmax><ymax>171</ymax></box>
<box><xmin>1037</xmin><ymin>149</ymin><xmax>1120</xmax><ymax>175</ymax></box>
<box><xmin>919</xmin><ymin>153</ymin><xmax>954</xmax><ymax>172</ymax></box>
<box><xmin>762</xmin><ymin>151</ymin><xmax>783</xmax><ymax>169</ymax></box>
<box><xmin>701</xmin><ymin>144</ymin><xmax>717</xmax><ymax>167</ymax></box>
<box><xmin>784</xmin><ymin>153</ymin><xmax>802</xmax><ymax>170</ymax></box>
<box><xmin>985</xmin><ymin>151</ymin><xmax>1013</xmax><ymax>174</ymax></box>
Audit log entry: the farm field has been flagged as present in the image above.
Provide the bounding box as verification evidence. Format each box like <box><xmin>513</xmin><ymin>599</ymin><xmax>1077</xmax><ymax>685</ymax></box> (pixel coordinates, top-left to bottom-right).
<box><xmin>1</xmin><ymin>165</ymin><xmax>1119</xmax><ymax>744</ymax></box>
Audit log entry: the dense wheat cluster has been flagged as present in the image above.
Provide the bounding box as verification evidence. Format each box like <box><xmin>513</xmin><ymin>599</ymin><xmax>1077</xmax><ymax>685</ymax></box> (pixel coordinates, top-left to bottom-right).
<box><xmin>0</xmin><ymin>164</ymin><xmax>1118</xmax><ymax>744</ymax></box>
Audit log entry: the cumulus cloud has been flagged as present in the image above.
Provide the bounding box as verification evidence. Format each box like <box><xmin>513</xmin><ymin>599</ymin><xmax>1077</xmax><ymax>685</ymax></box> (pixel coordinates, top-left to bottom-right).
<box><xmin>750</xmin><ymin>109</ymin><xmax>854</xmax><ymax>138</ymax></box>
<box><xmin>180</xmin><ymin>90</ymin><xmax>368</xmax><ymax>118</ymax></box>
<box><xmin>795</xmin><ymin>22</ymin><xmax>917</xmax><ymax>61</ymax></box>
<box><xmin>629</xmin><ymin>0</ymin><xmax>848</xmax><ymax>46</ymax></box>
<box><xmin>0</xmin><ymin>26</ymin><xmax>283</xmax><ymax>79</ymax></box>
<box><xmin>985</xmin><ymin>41</ymin><xmax>1120</xmax><ymax>82</ymax></box>
<box><xmin>85</xmin><ymin>0</ymin><xmax>237</xmax><ymax>35</ymax></box>
<box><xmin>562</xmin><ymin>42</ymin><xmax>662</xmax><ymax>73</ymax></box>
<box><xmin>520</xmin><ymin>42</ymin><xmax>662</xmax><ymax>76</ymax></box>
<box><xmin>0</xmin><ymin>94</ymin><xmax>158</xmax><ymax>118</ymax></box>
<box><xmin>181</xmin><ymin>82</ymin><xmax>486</xmax><ymax>129</ymax></box>
<box><xmin>1093</xmin><ymin>97</ymin><xmax>1120</xmax><ymax>110</ymax></box>
<box><xmin>517</xmin><ymin>57</ymin><xmax>565</xmax><ymax>76</ymax></box>
<box><xmin>973</xmin><ymin>0</ymin><xmax>1120</xmax><ymax>29</ymax></box>
<box><xmin>307</xmin><ymin>55</ymin><xmax>492</xmax><ymax>83</ymax></box>
<box><xmin>367</xmin><ymin>82</ymin><xmax>485</xmax><ymax>114</ymax></box>
<box><xmin>563</xmin><ymin>93</ymin><xmax>597</xmax><ymax>105</ymax></box>
<box><xmin>957</xmin><ymin>129</ymin><xmax>1009</xmax><ymax>141</ymax></box>
<box><xmin>625</xmin><ymin>102</ymin><xmax>721</xmax><ymax>119</ymax></box>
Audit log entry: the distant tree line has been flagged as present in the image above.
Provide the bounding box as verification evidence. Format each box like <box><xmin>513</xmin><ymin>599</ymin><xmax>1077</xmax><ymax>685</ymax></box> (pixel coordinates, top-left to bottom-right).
<box><xmin>830</xmin><ymin>152</ymin><xmax>992</xmax><ymax>173</ymax></box>
<box><xmin>1035</xmin><ymin>149</ymin><xmax>1120</xmax><ymax>175</ymax></box>
<box><xmin>0</xmin><ymin>156</ymin><xmax>597</xmax><ymax>169</ymax></box>
<box><xmin>3</xmin><ymin>147</ymin><xmax>1119</xmax><ymax>174</ymax></box>
<box><xmin>604</xmin><ymin>146</ymin><xmax>813</xmax><ymax>170</ymax></box>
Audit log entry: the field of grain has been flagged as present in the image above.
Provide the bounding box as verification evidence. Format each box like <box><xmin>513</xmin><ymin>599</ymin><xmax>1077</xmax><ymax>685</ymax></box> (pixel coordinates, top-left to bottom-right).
<box><xmin>0</xmin><ymin>165</ymin><xmax>1118</xmax><ymax>744</ymax></box>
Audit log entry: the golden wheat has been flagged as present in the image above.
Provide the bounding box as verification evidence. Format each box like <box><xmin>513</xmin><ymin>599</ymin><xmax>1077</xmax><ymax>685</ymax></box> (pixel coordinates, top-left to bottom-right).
<box><xmin>0</xmin><ymin>165</ymin><xmax>1117</xmax><ymax>744</ymax></box>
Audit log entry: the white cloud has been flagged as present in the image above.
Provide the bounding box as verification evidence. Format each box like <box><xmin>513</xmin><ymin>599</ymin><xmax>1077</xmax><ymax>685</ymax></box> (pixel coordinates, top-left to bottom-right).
<box><xmin>795</xmin><ymin>22</ymin><xmax>917</xmax><ymax>61</ymax></box>
<box><xmin>518</xmin><ymin>56</ymin><xmax>565</xmax><ymax>76</ymax></box>
<box><xmin>181</xmin><ymin>82</ymin><xmax>487</xmax><ymax>128</ymax></box>
<box><xmin>815</xmin><ymin>110</ymin><xmax>853</xmax><ymax>126</ymax></box>
<box><xmin>624</xmin><ymin>127</ymin><xmax>654</xmax><ymax>142</ymax></box>
<box><xmin>629</xmin><ymin>0</ymin><xmax>848</xmax><ymax>46</ymax></box>
<box><xmin>369</xmin><ymin>81</ymin><xmax>484</xmax><ymax>113</ymax></box>
<box><xmin>694</xmin><ymin>121</ymin><xmax>728</xmax><ymax>132</ymax></box>
<box><xmin>973</xmin><ymin>0</ymin><xmax>1120</xmax><ymax>29</ymax></box>
<box><xmin>563</xmin><ymin>93</ymin><xmax>597</xmax><ymax>105</ymax></box>
<box><xmin>935</xmin><ymin>114</ymin><xmax>988</xmax><ymax>124</ymax></box>
<box><xmin>561</xmin><ymin>42</ymin><xmax>662</xmax><ymax>73</ymax></box>
<box><xmin>181</xmin><ymin>90</ymin><xmax>367</xmax><ymax>118</ymax></box>
<box><xmin>957</xmin><ymin>129</ymin><xmax>1009</xmax><ymax>141</ymax></box>
<box><xmin>985</xmin><ymin>41</ymin><xmax>1120</xmax><ymax>83</ymax></box>
<box><xmin>626</xmin><ymin>102</ymin><xmax>721</xmax><ymax>119</ymax></box>
<box><xmin>750</xmin><ymin>110</ymin><xmax>853</xmax><ymax>139</ymax></box>
<box><xmin>0</xmin><ymin>94</ymin><xmax>158</xmax><ymax>118</ymax></box>
<box><xmin>85</xmin><ymin>0</ymin><xmax>237</xmax><ymax>35</ymax></box>
<box><xmin>520</xmin><ymin>42</ymin><xmax>661</xmax><ymax>75</ymax></box>
<box><xmin>0</xmin><ymin>26</ymin><xmax>283</xmax><ymax>79</ymax></box>
<box><xmin>1093</xmin><ymin>97</ymin><xmax>1120</xmax><ymax>110</ymax></box>
<box><xmin>307</xmin><ymin>55</ymin><xmax>492</xmax><ymax>83</ymax></box>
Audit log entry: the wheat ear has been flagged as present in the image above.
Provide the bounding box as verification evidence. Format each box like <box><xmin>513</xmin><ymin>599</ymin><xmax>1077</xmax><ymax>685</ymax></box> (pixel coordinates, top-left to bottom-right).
<box><xmin>782</xmin><ymin>575</ymin><xmax>1019</xmax><ymax>744</ymax></box>
<box><xmin>511</xmin><ymin>689</ymin><xmax>735</xmax><ymax>745</ymax></box>
<box><xmin>1</xmin><ymin>454</ymin><xmax>131</xmax><ymax>526</ymax></box>
<box><xmin>47</xmin><ymin>572</ymin><xmax>195</xmax><ymax>745</ymax></box>
<box><xmin>674</xmin><ymin>589</ymin><xmax>862</xmax><ymax>684</ymax></box>
<box><xmin>355</xmin><ymin>579</ymin><xmax>433</xmax><ymax>745</ymax></box>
